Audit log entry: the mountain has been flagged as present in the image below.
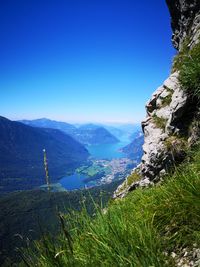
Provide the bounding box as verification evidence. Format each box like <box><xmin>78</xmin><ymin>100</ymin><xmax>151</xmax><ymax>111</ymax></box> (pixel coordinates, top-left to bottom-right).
<box><xmin>22</xmin><ymin>2</ymin><xmax>200</xmax><ymax>266</ymax></box>
<box><xmin>101</xmin><ymin>125</ymin><xmax>125</xmax><ymax>140</ymax></box>
<box><xmin>76</xmin><ymin>124</ymin><xmax>119</xmax><ymax>145</ymax></box>
<box><xmin>121</xmin><ymin>131</ymin><xmax>144</xmax><ymax>161</ymax></box>
<box><xmin>0</xmin><ymin>116</ymin><xmax>89</xmax><ymax>193</ymax></box>
<box><xmin>19</xmin><ymin>118</ymin><xmax>77</xmax><ymax>136</ymax></box>
<box><xmin>102</xmin><ymin>123</ymin><xmax>141</xmax><ymax>140</ymax></box>
<box><xmin>3</xmin><ymin>1</ymin><xmax>200</xmax><ymax>266</ymax></box>
<box><xmin>19</xmin><ymin>119</ymin><xmax>119</xmax><ymax>145</ymax></box>
<box><xmin>77</xmin><ymin>123</ymin><xmax>100</xmax><ymax>130</ymax></box>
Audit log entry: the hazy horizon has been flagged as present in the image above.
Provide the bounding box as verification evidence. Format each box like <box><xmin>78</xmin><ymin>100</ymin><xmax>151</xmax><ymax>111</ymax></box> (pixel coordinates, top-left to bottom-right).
<box><xmin>3</xmin><ymin>115</ymin><xmax>141</xmax><ymax>125</ymax></box>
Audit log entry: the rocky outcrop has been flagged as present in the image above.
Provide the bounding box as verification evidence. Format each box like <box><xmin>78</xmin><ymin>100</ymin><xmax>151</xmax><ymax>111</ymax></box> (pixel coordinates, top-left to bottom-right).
<box><xmin>140</xmin><ymin>72</ymin><xmax>193</xmax><ymax>179</ymax></box>
<box><xmin>166</xmin><ymin>0</ymin><xmax>200</xmax><ymax>50</ymax></box>
<box><xmin>114</xmin><ymin>73</ymin><xmax>191</xmax><ymax>198</ymax></box>
<box><xmin>114</xmin><ymin>0</ymin><xmax>200</xmax><ymax>199</ymax></box>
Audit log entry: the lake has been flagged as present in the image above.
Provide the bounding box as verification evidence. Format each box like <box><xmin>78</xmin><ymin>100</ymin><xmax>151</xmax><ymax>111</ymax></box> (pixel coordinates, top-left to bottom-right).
<box><xmin>86</xmin><ymin>141</ymin><xmax>128</xmax><ymax>160</ymax></box>
<box><xmin>59</xmin><ymin>140</ymin><xmax>130</xmax><ymax>190</ymax></box>
<box><xmin>59</xmin><ymin>173</ymin><xmax>96</xmax><ymax>190</ymax></box>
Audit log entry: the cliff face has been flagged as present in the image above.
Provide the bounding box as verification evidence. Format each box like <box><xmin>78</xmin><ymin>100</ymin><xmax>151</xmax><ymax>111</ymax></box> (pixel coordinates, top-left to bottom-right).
<box><xmin>114</xmin><ymin>0</ymin><xmax>200</xmax><ymax>198</ymax></box>
<box><xmin>166</xmin><ymin>0</ymin><xmax>200</xmax><ymax>49</ymax></box>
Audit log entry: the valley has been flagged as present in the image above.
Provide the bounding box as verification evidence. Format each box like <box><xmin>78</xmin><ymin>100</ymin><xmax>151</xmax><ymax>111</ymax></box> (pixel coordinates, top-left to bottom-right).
<box><xmin>59</xmin><ymin>158</ymin><xmax>137</xmax><ymax>190</ymax></box>
<box><xmin>42</xmin><ymin>139</ymin><xmax>141</xmax><ymax>191</ymax></box>
<box><xmin>0</xmin><ymin>116</ymin><xmax>143</xmax><ymax>194</ymax></box>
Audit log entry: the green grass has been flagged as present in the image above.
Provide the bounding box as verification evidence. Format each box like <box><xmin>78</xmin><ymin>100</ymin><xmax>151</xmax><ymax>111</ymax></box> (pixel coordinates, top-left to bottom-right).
<box><xmin>114</xmin><ymin>172</ymin><xmax>141</xmax><ymax>196</ymax></box>
<box><xmin>172</xmin><ymin>37</ymin><xmax>190</xmax><ymax>72</ymax></box>
<box><xmin>126</xmin><ymin>172</ymin><xmax>141</xmax><ymax>186</ymax></box>
<box><xmin>21</xmin><ymin>146</ymin><xmax>200</xmax><ymax>267</ymax></box>
<box><xmin>164</xmin><ymin>135</ymin><xmax>188</xmax><ymax>153</ymax></box>
<box><xmin>173</xmin><ymin>39</ymin><xmax>200</xmax><ymax>98</ymax></box>
<box><xmin>179</xmin><ymin>42</ymin><xmax>200</xmax><ymax>98</ymax></box>
<box><xmin>152</xmin><ymin>114</ymin><xmax>167</xmax><ymax>130</ymax></box>
<box><xmin>161</xmin><ymin>87</ymin><xmax>173</xmax><ymax>107</ymax></box>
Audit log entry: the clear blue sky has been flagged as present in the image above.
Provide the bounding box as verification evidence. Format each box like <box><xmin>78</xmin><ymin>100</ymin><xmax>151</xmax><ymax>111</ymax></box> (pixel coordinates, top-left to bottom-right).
<box><xmin>0</xmin><ymin>0</ymin><xmax>175</xmax><ymax>123</ymax></box>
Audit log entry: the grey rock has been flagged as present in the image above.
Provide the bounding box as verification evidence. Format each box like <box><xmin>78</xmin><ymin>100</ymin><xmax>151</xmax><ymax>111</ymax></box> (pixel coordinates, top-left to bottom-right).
<box><xmin>166</xmin><ymin>84</ymin><xmax>188</xmax><ymax>134</ymax></box>
<box><xmin>163</xmin><ymin>72</ymin><xmax>179</xmax><ymax>90</ymax></box>
<box><xmin>166</xmin><ymin>0</ymin><xmax>200</xmax><ymax>50</ymax></box>
<box><xmin>139</xmin><ymin>72</ymin><xmax>188</xmax><ymax>181</ymax></box>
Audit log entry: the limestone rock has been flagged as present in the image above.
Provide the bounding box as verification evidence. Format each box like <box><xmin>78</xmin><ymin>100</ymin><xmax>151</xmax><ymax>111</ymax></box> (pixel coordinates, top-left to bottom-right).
<box><xmin>166</xmin><ymin>0</ymin><xmax>200</xmax><ymax>50</ymax></box>
<box><xmin>114</xmin><ymin>72</ymin><xmax>191</xmax><ymax>198</ymax></box>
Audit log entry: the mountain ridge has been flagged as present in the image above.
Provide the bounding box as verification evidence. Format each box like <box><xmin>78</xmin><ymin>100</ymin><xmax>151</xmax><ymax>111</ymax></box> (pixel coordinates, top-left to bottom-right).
<box><xmin>0</xmin><ymin>116</ymin><xmax>89</xmax><ymax>193</ymax></box>
<box><xmin>121</xmin><ymin>132</ymin><xmax>144</xmax><ymax>161</ymax></box>
<box><xmin>19</xmin><ymin>118</ymin><xmax>120</xmax><ymax>145</ymax></box>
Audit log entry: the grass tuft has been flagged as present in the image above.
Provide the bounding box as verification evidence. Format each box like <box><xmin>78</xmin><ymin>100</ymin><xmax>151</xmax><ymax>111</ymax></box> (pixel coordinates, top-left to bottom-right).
<box><xmin>161</xmin><ymin>88</ymin><xmax>173</xmax><ymax>107</ymax></box>
<box><xmin>172</xmin><ymin>38</ymin><xmax>200</xmax><ymax>98</ymax></box>
<box><xmin>172</xmin><ymin>37</ymin><xmax>190</xmax><ymax>72</ymax></box>
<box><xmin>152</xmin><ymin>114</ymin><xmax>167</xmax><ymax>130</ymax></box>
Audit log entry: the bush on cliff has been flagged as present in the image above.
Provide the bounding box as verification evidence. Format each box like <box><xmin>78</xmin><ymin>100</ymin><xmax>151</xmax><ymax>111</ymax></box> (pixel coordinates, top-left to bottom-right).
<box><xmin>174</xmin><ymin>40</ymin><xmax>200</xmax><ymax>99</ymax></box>
<box><xmin>179</xmin><ymin>42</ymin><xmax>200</xmax><ymax>98</ymax></box>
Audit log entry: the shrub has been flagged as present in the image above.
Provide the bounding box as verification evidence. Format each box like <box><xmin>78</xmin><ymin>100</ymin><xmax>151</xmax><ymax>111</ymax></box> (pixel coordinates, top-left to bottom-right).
<box><xmin>126</xmin><ymin>172</ymin><xmax>140</xmax><ymax>186</ymax></box>
<box><xmin>161</xmin><ymin>89</ymin><xmax>173</xmax><ymax>107</ymax></box>
<box><xmin>179</xmin><ymin>42</ymin><xmax>200</xmax><ymax>98</ymax></box>
<box><xmin>117</xmin><ymin>172</ymin><xmax>141</xmax><ymax>194</ymax></box>
<box><xmin>152</xmin><ymin>114</ymin><xmax>167</xmax><ymax>130</ymax></box>
<box><xmin>164</xmin><ymin>135</ymin><xmax>188</xmax><ymax>162</ymax></box>
<box><xmin>172</xmin><ymin>38</ymin><xmax>190</xmax><ymax>72</ymax></box>
<box><xmin>173</xmin><ymin>39</ymin><xmax>200</xmax><ymax>98</ymax></box>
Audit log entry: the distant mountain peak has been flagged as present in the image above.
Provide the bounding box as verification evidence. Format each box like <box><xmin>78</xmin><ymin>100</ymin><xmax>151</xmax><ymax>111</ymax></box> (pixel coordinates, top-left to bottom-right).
<box><xmin>19</xmin><ymin>119</ymin><xmax>119</xmax><ymax>145</ymax></box>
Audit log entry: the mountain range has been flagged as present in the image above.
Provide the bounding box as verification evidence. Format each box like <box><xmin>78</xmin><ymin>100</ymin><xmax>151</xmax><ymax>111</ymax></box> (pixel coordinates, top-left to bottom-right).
<box><xmin>19</xmin><ymin>118</ymin><xmax>119</xmax><ymax>145</ymax></box>
<box><xmin>0</xmin><ymin>116</ymin><xmax>89</xmax><ymax>193</ymax></box>
<box><xmin>0</xmin><ymin>116</ymin><xmax>142</xmax><ymax>194</ymax></box>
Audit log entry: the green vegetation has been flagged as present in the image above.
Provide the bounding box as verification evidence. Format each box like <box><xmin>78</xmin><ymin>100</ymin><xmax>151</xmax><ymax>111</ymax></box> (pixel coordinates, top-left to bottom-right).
<box><xmin>116</xmin><ymin>172</ymin><xmax>141</xmax><ymax>194</ymax></box>
<box><xmin>164</xmin><ymin>135</ymin><xmax>188</xmax><ymax>152</ymax></box>
<box><xmin>179</xmin><ymin>42</ymin><xmax>200</xmax><ymax>98</ymax></box>
<box><xmin>0</xmin><ymin>181</ymin><xmax>121</xmax><ymax>265</ymax></box>
<box><xmin>76</xmin><ymin>161</ymin><xmax>110</xmax><ymax>177</ymax></box>
<box><xmin>126</xmin><ymin>172</ymin><xmax>141</xmax><ymax>186</ymax></box>
<box><xmin>164</xmin><ymin>135</ymin><xmax>189</xmax><ymax>163</ymax></box>
<box><xmin>0</xmin><ymin>116</ymin><xmax>89</xmax><ymax>194</ymax></box>
<box><xmin>152</xmin><ymin>114</ymin><xmax>167</xmax><ymax>130</ymax></box>
<box><xmin>161</xmin><ymin>87</ymin><xmax>173</xmax><ymax>107</ymax></box>
<box><xmin>173</xmin><ymin>39</ymin><xmax>200</xmax><ymax>99</ymax></box>
<box><xmin>21</xmin><ymin>145</ymin><xmax>200</xmax><ymax>266</ymax></box>
<box><xmin>172</xmin><ymin>37</ymin><xmax>190</xmax><ymax>72</ymax></box>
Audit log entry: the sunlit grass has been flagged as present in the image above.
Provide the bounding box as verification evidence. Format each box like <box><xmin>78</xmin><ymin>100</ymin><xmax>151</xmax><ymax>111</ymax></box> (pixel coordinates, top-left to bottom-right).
<box><xmin>20</xmin><ymin>145</ymin><xmax>200</xmax><ymax>267</ymax></box>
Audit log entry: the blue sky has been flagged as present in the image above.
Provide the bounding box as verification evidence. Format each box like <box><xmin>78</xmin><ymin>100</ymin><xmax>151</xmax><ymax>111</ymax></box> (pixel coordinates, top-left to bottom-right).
<box><xmin>0</xmin><ymin>0</ymin><xmax>175</xmax><ymax>123</ymax></box>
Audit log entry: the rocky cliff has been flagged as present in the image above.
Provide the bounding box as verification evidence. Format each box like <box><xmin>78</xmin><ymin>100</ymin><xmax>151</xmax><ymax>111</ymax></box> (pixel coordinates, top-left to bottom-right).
<box><xmin>166</xmin><ymin>0</ymin><xmax>200</xmax><ymax>49</ymax></box>
<box><xmin>114</xmin><ymin>0</ymin><xmax>200</xmax><ymax>198</ymax></box>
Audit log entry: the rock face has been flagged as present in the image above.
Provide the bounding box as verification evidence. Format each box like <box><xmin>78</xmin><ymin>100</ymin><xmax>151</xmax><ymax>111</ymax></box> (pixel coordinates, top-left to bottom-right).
<box><xmin>114</xmin><ymin>0</ymin><xmax>200</xmax><ymax>199</ymax></box>
<box><xmin>114</xmin><ymin>73</ymin><xmax>192</xmax><ymax>198</ymax></box>
<box><xmin>166</xmin><ymin>0</ymin><xmax>200</xmax><ymax>49</ymax></box>
<box><xmin>140</xmin><ymin>72</ymin><xmax>191</xmax><ymax>180</ymax></box>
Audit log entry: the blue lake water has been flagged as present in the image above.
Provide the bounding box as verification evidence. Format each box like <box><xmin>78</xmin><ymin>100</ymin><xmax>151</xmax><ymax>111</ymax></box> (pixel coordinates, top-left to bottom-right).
<box><xmin>86</xmin><ymin>141</ymin><xmax>128</xmax><ymax>160</ymax></box>
<box><xmin>59</xmin><ymin>140</ymin><xmax>130</xmax><ymax>190</ymax></box>
<box><xmin>59</xmin><ymin>173</ymin><xmax>88</xmax><ymax>190</ymax></box>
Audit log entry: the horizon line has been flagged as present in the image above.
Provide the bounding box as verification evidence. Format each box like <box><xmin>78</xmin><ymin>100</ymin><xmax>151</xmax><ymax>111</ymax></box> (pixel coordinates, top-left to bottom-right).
<box><xmin>2</xmin><ymin>114</ymin><xmax>142</xmax><ymax>125</ymax></box>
